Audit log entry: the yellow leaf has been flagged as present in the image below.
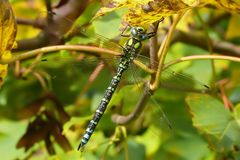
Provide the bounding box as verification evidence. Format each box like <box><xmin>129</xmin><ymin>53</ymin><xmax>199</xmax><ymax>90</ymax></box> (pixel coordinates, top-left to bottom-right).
<box><xmin>95</xmin><ymin>0</ymin><xmax>193</xmax><ymax>26</ymax></box>
<box><xmin>201</xmin><ymin>0</ymin><xmax>240</xmax><ymax>13</ymax></box>
<box><xmin>216</xmin><ymin>0</ymin><xmax>240</xmax><ymax>13</ymax></box>
<box><xmin>0</xmin><ymin>0</ymin><xmax>17</xmax><ymax>87</ymax></box>
<box><xmin>226</xmin><ymin>14</ymin><xmax>240</xmax><ymax>39</ymax></box>
<box><xmin>95</xmin><ymin>0</ymin><xmax>240</xmax><ymax>26</ymax></box>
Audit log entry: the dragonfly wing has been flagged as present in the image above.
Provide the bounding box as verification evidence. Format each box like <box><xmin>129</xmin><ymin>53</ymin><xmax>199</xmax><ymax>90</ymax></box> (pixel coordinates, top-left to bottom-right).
<box><xmin>160</xmin><ymin>68</ymin><xmax>211</xmax><ymax>93</ymax></box>
<box><xmin>118</xmin><ymin>65</ymin><xmax>173</xmax><ymax>129</ymax></box>
<box><xmin>135</xmin><ymin>55</ymin><xmax>211</xmax><ymax>93</ymax></box>
<box><xmin>36</xmin><ymin>11</ymin><xmax>123</xmax><ymax>53</ymax></box>
<box><xmin>34</xmin><ymin>54</ymin><xmax>121</xmax><ymax>83</ymax></box>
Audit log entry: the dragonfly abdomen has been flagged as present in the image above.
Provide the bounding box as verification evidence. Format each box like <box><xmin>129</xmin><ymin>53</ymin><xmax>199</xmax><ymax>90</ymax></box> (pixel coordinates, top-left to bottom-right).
<box><xmin>78</xmin><ymin>56</ymin><xmax>133</xmax><ymax>150</ymax></box>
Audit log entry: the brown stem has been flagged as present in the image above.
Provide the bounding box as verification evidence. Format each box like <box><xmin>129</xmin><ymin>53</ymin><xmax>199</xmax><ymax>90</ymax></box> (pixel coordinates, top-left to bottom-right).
<box><xmin>111</xmin><ymin>84</ymin><xmax>152</xmax><ymax>124</ymax></box>
<box><xmin>141</xmin><ymin>29</ymin><xmax>240</xmax><ymax>57</ymax></box>
<box><xmin>149</xmin><ymin>21</ymin><xmax>160</xmax><ymax>86</ymax></box>
<box><xmin>16</xmin><ymin>18</ymin><xmax>44</xmax><ymax>28</ymax></box>
<box><xmin>44</xmin><ymin>0</ymin><xmax>52</xmax><ymax>13</ymax></box>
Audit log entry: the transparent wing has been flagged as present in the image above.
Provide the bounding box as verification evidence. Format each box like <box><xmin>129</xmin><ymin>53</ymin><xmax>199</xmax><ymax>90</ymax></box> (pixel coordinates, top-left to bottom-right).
<box><xmin>32</xmin><ymin>53</ymin><xmax>120</xmax><ymax>84</ymax></box>
<box><xmin>28</xmin><ymin>51</ymin><xmax>210</xmax><ymax>94</ymax></box>
<box><xmin>37</xmin><ymin>11</ymin><xmax>124</xmax><ymax>53</ymax></box>
<box><xmin>136</xmin><ymin>54</ymin><xmax>211</xmax><ymax>93</ymax></box>
<box><xmin>128</xmin><ymin>66</ymin><xmax>173</xmax><ymax>130</ymax></box>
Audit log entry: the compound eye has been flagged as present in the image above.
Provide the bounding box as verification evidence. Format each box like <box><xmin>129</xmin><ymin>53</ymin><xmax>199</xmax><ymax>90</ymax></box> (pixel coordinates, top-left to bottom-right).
<box><xmin>130</xmin><ymin>27</ymin><xmax>138</xmax><ymax>36</ymax></box>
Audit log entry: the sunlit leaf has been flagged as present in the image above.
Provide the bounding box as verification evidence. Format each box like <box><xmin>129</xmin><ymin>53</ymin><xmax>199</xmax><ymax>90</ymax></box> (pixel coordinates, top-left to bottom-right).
<box><xmin>63</xmin><ymin>116</ymin><xmax>91</xmax><ymax>134</ymax></box>
<box><xmin>48</xmin><ymin>150</ymin><xmax>87</xmax><ymax>160</ymax></box>
<box><xmin>226</xmin><ymin>14</ymin><xmax>240</xmax><ymax>39</ymax></box>
<box><xmin>95</xmin><ymin>0</ymin><xmax>192</xmax><ymax>26</ymax></box>
<box><xmin>204</xmin><ymin>0</ymin><xmax>240</xmax><ymax>14</ymax></box>
<box><xmin>94</xmin><ymin>0</ymin><xmax>240</xmax><ymax>26</ymax></box>
<box><xmin>234</xmin><ymin>104</ymin><xmax>240</xmax><ymax>126</ymax></box>
<box><xmin>0</xmin><ymin>0</ymin><xmax>17</xmax><ymax>87</ymax></box>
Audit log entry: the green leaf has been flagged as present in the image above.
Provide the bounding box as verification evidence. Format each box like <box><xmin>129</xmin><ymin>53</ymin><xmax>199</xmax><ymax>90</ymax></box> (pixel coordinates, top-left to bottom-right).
<box><xmin>93</xmin><ymin>10</ymin><xmax>122</xmax><ymax>39</ymax></box>
<box><xmin>48</xmin><ymin>150</ymin><xmax>97</xmax><ymax>160</ymax></box>
<box><xmin>118</xmin><ymin>139</ymin><xmax>146</xmax><ymax>160</ymax></box>
<box><xmin>135</xmin><ymin>125</ymin><xmax>162</xmax><ymax>156</ymax></box>
<box><xmin>0</xmin><ymin>120</ymin><xmax>27</xmax><ymax>160</ymax></box>
<box><xmin>186</xmin><ymin>94</ymin><xmax>240</xmax><ymax>152</ymax></box>
<box><xmin>161</xmin><ymin>136</ymin><xmax>210</xmax><ymax>160</ymax></box>
<box><xmin>63</xmin><ymin>116</ymin><xmax>92</xmax><ymax>134</ymax></box>
<box><xmin>109</xmin><ymin>84</ymin><xmax>141</xmax><ymax>107</ymax></box>
<box><xmin>233</xmin><ymin>104</ymin><xmax>240</xmax><ymax>126</ymax></box>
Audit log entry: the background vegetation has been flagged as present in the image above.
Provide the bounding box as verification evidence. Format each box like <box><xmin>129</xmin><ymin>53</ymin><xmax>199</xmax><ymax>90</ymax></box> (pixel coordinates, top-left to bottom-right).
<box><xmin>0</xmin><ymin>0</ymin><xmax>240</xmax><ymax>159</ymax></box>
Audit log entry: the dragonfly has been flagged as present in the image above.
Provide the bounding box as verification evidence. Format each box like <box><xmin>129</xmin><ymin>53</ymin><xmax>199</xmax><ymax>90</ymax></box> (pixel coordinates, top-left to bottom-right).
<box><xmin>28</xmin><ymin>11</ymin><xmax>211</xmax><ymax>151</ymax></box>
<box><xmin>77</xmin><ymin>26</ymin><xmax>158</xmax><ymax>150</ymax></box>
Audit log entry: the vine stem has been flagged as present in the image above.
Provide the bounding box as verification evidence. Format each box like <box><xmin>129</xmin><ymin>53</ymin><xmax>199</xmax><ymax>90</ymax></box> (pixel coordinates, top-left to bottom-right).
<box><xmin>1</xmin><ymin>45</ymin><xmax>156</xmax><ymax>74</ymax></box>
<box><xmin>163</xmin><ymin>54</ymin><xmax>240</xmax><ymax>69</ymax></box>
<box><xmin>0</xmin><ymin>45</ymin><xmax>120</xmax><ymax>64</ymax></box>
<box><xmin>150</xmin><ymin>13</ymin><xmax>184</xmax><ymax>91</ymax></box>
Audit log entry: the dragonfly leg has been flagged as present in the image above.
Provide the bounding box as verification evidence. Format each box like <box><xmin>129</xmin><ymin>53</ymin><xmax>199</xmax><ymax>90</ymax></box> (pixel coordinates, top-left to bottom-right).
<box><xmin>120</xmin><ymin>25</ymin><xmax>131</xmax><ymax>37</ymax></box>
<box><xmin>146</xmin><ymin>18</ymin><xmax>163</xmax><ymax>38</ymax></box>
<box><xmin>146</xmin><ymin>31</ymin><xmax>157</xmax><ymax>38</ymax></box>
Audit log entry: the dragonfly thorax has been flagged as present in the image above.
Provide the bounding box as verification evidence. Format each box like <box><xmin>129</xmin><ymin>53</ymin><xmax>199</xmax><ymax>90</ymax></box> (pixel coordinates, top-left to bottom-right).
<box><xmin>123</xmin><ymin>37</ymin><xmax>142</xmax><ymax>59</ymax></box>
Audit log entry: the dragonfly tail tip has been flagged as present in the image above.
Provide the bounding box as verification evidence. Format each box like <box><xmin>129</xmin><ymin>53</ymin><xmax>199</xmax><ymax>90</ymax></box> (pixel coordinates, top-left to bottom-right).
<box><xmin>77</xmin><ymin>143</ymin><xmax>85</xmax><ymax>152</ymax></box>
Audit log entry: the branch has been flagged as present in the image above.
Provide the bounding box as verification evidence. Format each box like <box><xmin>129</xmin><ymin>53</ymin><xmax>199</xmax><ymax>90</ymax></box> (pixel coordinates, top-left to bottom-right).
<box><xmin>164</xmin><ymin>54</ymin><xmax>240</xmax><ymax>69</ymax></box>
<box><xmin>15</xmin><ymin>0</ymin><xmax>89</xmax><ymax>51</ymax></box>
<box><xmin>111</xmin><ymin>83</ymin><xmax>152</xmax><ymax>124</ymax></box>
<box><xmin>141</xmin><ymin>29</ymin><xmax>240</xmax><ymax>58</ymax></box>
<box><xmin>172</xmin><ymin>30</ymin><xmax>240</xmax><ymax>57</ymax></box>
<box><xmin>0</xmin><ymin>45</ymin><xmax>121</xmax><ymax>64</ymax></box>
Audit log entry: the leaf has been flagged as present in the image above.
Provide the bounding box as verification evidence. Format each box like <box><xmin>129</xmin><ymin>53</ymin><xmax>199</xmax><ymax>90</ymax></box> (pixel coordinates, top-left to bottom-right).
<box><xmin>234</xmin><ymin>104</ymin><xmax>240</xmax><ymax>126</ymax></box>
<box><xmin>225</xmin><ymin>14</ymin><xmax>240</xmax><ymax>39</ymax></box>
<box><xmin>119</xmin><ymin>139</ymin><xmax>146</xmax><ymax>160</ymax></box>
<box><xmin>94</xmin><ymin>0</ymin><xmax>240</xmax><ymax>26</ymax></box>
<box><xmin>204</xmin><ymin>0</ymin><xmax>240</xmax><ymax>14</ymax></box>
<box><xmin>63</xmin><ymin>116</ymin><xmax>91</xmax><ymax>134</ymax></box>
<box><xmin>135</xmin><ymin>125</ymin><xmax>162</xmax><ymax>156</ymax></box>
<box><xmin>0</xmin><ymin>120</ymin><xmax>26</xmax><ymax>160</ymax></box>
<box><xmin>0</xmin><ymin>0</ymin><xmax>17</xmax><ymax>87</ymax></box>
<box><xmin>109</xmin><ymin>84</ymin><xmax>141</xmax><ymax>108</ymax></box>
<box><xmin>186</xmin><ymin>94</ymin><xmax>240</xmax><ymax>152</ymax></box>
<box><xmin>159</xmin><ymin>136</ymin><xmax>210</xmax><ymax>160</ymax></box>
<box><xmin>94</xmin><ymin>0</ymin><xmax>192</xmax><ymax>26</ymax></box>
<box><xmin>48</xmin><ymin>150</ymin><xmax>90</xmax><ymax>160</ymax></box>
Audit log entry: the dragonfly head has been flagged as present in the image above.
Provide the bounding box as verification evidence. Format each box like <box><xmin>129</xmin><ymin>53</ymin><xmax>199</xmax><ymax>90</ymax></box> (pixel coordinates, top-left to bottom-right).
<box><xmin>130</xmin><ymin>27</ymin><xmax>148</xmax><ymax>41</ymax></box>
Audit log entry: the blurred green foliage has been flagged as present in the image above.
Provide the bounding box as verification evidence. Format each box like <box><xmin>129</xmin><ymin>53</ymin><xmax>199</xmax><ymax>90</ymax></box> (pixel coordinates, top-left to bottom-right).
<box><xmin>1</xmin><ymin>0</ymin><xmax>240</xmax><ymax>160</ymax></box>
